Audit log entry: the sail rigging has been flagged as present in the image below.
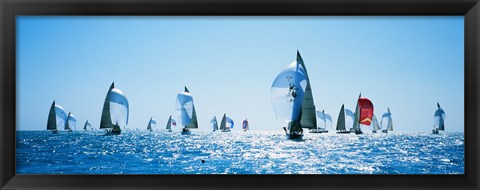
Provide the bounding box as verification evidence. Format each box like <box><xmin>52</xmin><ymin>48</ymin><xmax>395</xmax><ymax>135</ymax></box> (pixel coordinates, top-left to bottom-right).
<box><xmin>100</xmin><ymin>82</ymin><xmax>129</xmax><ymax>130</ymax></box>
<box><xmin>46</xmin><ymin>101</ymin><xmax>67</xmax><ymax>131</ymax></box>
<box><xmin>176</xmin><ymin>87</ymin><xmax>198</xmax><ymax>129</ymax></box>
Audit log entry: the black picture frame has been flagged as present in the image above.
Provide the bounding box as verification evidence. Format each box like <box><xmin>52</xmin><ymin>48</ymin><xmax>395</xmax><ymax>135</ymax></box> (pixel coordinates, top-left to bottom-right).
<box><xmin>1</xmin><ymin>0</ymin><xmax>479</xmax><ymax>189</ymax></box>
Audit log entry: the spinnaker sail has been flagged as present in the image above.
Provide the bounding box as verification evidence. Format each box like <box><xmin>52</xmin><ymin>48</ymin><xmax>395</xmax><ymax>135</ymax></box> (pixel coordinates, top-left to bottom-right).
<box><xmin>434</xmin><ymin>102</ymin><xmax>445</xmax><ymax>131</ymax></box>
<box><xmin>353</xmin><ymin>94</ymin><xmax>374</xmax><ymax>134</ymax></box>
<box><xmin>65</xmin><ymin>112</ymin><xmax>76</xmax><ymax>132</ymax></box>
<box><xmin>242</xmin><ymin>118</ymin><xmax>249</xmax><ymax>131</ymax></box>
<box><xmin>176</xmin><ymin>87</ymin><xmax>198</xmax><ymax>134</ymax></box>
<box><xmin>381</xmin><ymin>108</ymin><xmax>393</xmax><ymax>132</ymax></box>
<box><xmin>83</xmin><ymin>120</ymin><xmax>92</xmax><ymax>131</ymax></box>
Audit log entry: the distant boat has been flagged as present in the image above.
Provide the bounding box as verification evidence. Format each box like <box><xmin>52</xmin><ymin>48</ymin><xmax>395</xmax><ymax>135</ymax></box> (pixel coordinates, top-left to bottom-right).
<box><xmin>271</xmin><ymin>51</ymin><xmax>316</xmax><ymax>140</ymax></box>
<box><xmin>147</xmin><ymin>117</ymin><xmax>156</xmax><ymax>132</ymax></box>
<box><xmin>311</xmin><ymin>110</ymin><xmax>329</xmax><ymax>133</ymax></box>
<box><xmin>352</xmin><ymin>93</ymin><xmax>374</xmax><ymax>135</ymax></box>
<box><xmin>165</xmin><ymin>115</ymin><xmax>176</xmax><ymax>132</ymax></box>
<box><xmin>46</xmin><ymin>100</ymin><xmax>67</xmax><ymax>134</ymax></box>
<box><xmin>380</xmin><ymin>108</ymin><xmax>393</xmax><ymax>133</ymax></box>
<box><xmin>100</xmin><ymin>82</ymin><xmax>129</xmax><ymax>135</ymax></box>
<box><xmin>65</xmin><ymin>112</ymin><xmax>76</xmax><ymax>132</ymax></box>
<box><xmin>433</xmin><ymin>102</ymin><xmax>445</xmax><ymax>134</ymax></box>
<box><xmin>219</xmin><ymin>114</ymin><xmax>233</xmax><ymax>132</ymax></box>
<box><xmin>211</xmin><ymin>116</ymin><xmax>219</xmax><ymax>132</ymax></box>
<box><xmin>176</xmin><ymin>86</ymin><xmax>198</xmax><ymax>135</ymax></box>
<box><xmin>371</xmin><ymin>115</ymin><xmax>381</xmax><ymax>133</ymax></box>
<box><xmin>345</xmin><ymin>108</ymin><xmax>355</xmax><ymax>132</ymax></box>
<box><xmin>242</xmin><ymin>118</ymin><xmax>249</xmax><ymax>132</ymax></box>
<box><xmin>83</xmin><ymin>120</ymin><xmax>92</xmax><ymax>131</ymax></box>
<box><xmin>336</xmin><ymin>104</ymin><xmax>352</xmax><ymax>134</ymax></box>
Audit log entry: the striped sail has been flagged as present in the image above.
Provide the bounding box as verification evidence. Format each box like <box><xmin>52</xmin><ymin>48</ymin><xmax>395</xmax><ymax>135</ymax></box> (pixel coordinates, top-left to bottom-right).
<box><xmin>100</xmin><ymin>82</ymin><xmax>129</xmax><ymax>129</ymax></box>
<box><xmin>434</xmin><ymin>103</ymin><xmax>445</xmax><ymax>131</ymax></box>
<box><xmin>65</xmin><ymin>112</ymin><xmax>76</xmax><ymax>131</ymax></box>
<box><xmin>46</xmin><ymin>101</ymin><xmax>67</xmax><ymax>131</ymax></box>
<box><xmin>176</xmin><ymin>87</ymin><xmax>198</xmax><ymax>129</ymax></box>
<box><xmin>147</xmin><ymin>117</ymin><xmax>156</xmax><ymax>131</ymax></box>
<box><xmin>83</xmin><ymin>120</ymin><xmax>92</xmax><ymax>131</ymax></box>
<box><xmin>381</xmin><ymin>108</ymin><xmax>393</xmax><ymax>131</ymax></box>
<box><xmin>211</xmin><ymin>116</ymin><xmax>218</xmax><ymax>131</ymax></box>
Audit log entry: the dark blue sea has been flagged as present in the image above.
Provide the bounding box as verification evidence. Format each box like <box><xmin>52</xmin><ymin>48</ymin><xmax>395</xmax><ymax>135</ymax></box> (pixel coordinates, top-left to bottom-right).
<box><xmin>16</xmin><ymin>130</ymin><xmax>464</xmax><ymax>174</ymax></box>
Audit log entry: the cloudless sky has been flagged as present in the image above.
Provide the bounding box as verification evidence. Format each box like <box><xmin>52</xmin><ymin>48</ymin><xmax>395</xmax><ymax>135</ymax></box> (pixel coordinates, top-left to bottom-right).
<box><xmin>16</xmin><ymin>16</ymin><xmax>464</xmax><ymax>132</ymax></box>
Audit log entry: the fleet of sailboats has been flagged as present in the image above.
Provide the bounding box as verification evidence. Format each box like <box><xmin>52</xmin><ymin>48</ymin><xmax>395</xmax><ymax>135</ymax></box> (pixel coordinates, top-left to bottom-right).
<box><xmin>100</xmin><ymin>82</ymin><xmax>129</xmax><ymax>135</ymax></box>
<box><xmin>43</xmin><ymin>51</ymin><xmax>447</xmax><ymax>137</ymax></box>
<box><xmin>176</xmin><ymin>87</ymin><xmax>198</xmax><ymax>135</ymax></box>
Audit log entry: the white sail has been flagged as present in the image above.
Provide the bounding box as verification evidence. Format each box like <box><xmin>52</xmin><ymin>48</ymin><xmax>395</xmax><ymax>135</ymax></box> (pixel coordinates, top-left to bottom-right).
<box><xmin>84</xmin><ymin>120</ymin><xmax>92</xmax><ymax>131</ymax></box>
<box><xmin>434</xmin><ymin>103</ymin><xmax>445</xmax><ymax>131</ymax></box>
<box><xmin>109</xmin><ymin>88</ymin><xmax>129</xmax><ymax>127</ymax></box>
<box><xmin>316</xmin><ymin>110</ymin><xmax>327</xmax><ymax>129</ymax></box>
<box><xmin>345</xmin><ymin>109</ymin><xmax>355</xmax><ymax>131</ymax></box>
<box><xmin>372</xmin><ymin>114</ymin><xmax>381</xmax><ymax>131</ymax></box>
<box><xmin>65</xmin><ymin>112</ymin><xmax>76</xmax><ymax>131</ymax></box>
<box><xmin>176</xmin><ymin>91</ymin><xmax>194</xmax><ymax>127</ymax></box>
<box><xmin>147</xmin><ymin>117</ymin><xmax>156</xmax><ymax>130</ymax></box>
<box><xmin>226</xmin><ymin>117</ymin><xmax>234</xmax><ymax>129</ymax></box>
<box><xmin>271</xmin><ymin>61</ymin><xmax>307</xmax><ymax>122</ymax></box>
<box><xmin>47</xmin><ymin>101</ymin><xmax>67</xmax><ymax>130</ymax></box>
<box><xmin>381</xmin><ymin>108</ymin><xmax>393</xmax><ymax>131</ymax></box>
<box><xmin>324</xmin><ymin>113</ymin><xmax>332</xmax><ymax>129</ymax></box>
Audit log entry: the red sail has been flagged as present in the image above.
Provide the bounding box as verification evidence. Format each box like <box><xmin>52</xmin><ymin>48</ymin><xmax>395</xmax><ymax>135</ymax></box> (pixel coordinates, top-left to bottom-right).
<box><xmin>358</xmin><ymin>98</ymin><xmax>374</xmax><ymax>126</ymax></box>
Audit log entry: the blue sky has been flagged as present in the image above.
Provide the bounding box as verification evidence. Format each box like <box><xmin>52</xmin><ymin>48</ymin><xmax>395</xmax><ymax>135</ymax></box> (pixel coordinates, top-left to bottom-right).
<box><xmin>16</xmin><ymin>16</ymin><xmax>464</xmax><ymax>132</ymax></box>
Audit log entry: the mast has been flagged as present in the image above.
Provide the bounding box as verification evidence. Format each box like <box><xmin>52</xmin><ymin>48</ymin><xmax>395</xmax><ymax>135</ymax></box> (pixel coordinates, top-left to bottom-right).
<box><xmin>353</xmin><ymin>94</ymin><xmax>361</xmax><ymax>132</ymax></box>
<box><xmin>336</xmin><ymin>104</ymin><xmax>346</xmax><ymax>131</ymax></box>
<box><xmin>297</xmin><ymin>51</ymin><xmax>317</xmax><ymax>129</ymax></box>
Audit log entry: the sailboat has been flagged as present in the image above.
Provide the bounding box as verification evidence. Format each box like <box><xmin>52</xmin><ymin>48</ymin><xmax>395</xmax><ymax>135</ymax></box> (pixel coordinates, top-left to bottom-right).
<box><xmin>211</xmin><ymin>116</ymin><xmax>219</xmax><ymax>132</ymax></box>
<box><xmin>100</xmin><ymin>82</ymin><xmax>129</xmax><ymax>135</ymax></box>
<box><xmin>147</xmin><ymin>117</ymin><xmax>156</xmax><ymax>131</ymax></box>
<box><xmin>219</xmin><ymin>114</ymin><xmax>234</xmax><ymax>132</ymax></box>
<box><xmin>336</xmin><ymin>104</ymin><xmax>351</xmax><ymax>134</ymax></box>
<box><xmin>352</xmin><ymin>94</ymin><xmax>374</xmax><ymax>135</ymax></box>
<box><xmin>271</xmin><ymin>51</ymin><xmax>317</xmax><ymax>140</ymax></box>
<box><xmin>371</xmin><ymin>115</ymin><xmax>381</xmax><ymax>133</ymax></box>
<box><xmin>433</xmin><ymin>102</ymin><xmax>445</xmax><ymax>134</ymax></box>
<box><xmin>165</xmin><ymin>115</ymin><xmax>176</xmax><ymax>132</ymax></box>
<box><xmin>65</xmin><ymin>112</ymin><xmax>76</xmax><ymax>132</ymax></box>
<box><xmin>312</xmin><ymin>110</ymin><xmax>330</xmax><ymax>133</ymax></box>
<box><xmin>176</xmin><ymin>86</ymin><xmax>198</xmax><ymax>135</ymax></box>
<box><xmin>83</xmin><ymin>120</ymin><xmax>92</xmax><ymax>131</ymax></box>
<box><xmin>46</xmin><ymin>100</ymin><xmax>67</xmax><ymax>134</ymax></box>
<box><xmin>381</xmin><ymin>108</ymin><xmax>393</xmax><ymax>133</ymax></box>
<box><xmin>242</xmin><ymin>118</ymin><xmax>249</xmax><ymax>132</ymax></box>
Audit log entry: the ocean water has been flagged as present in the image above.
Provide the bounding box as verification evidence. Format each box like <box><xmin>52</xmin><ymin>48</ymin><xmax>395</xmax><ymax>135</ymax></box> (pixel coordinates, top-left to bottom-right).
<box><xmin>16</xmin><ymin>130</ymin><xmax>464</xmax><ymax>174</ymax></box>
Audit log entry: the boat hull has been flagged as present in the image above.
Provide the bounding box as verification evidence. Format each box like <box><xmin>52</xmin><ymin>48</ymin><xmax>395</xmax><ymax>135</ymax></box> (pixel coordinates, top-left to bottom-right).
<box><xmin>286</xmin><ymin>133</ymin><xmax>304</xmax><ymax>140</ymax></box>
<box><xmin>336</xmin><ymin>131</ymin><xmax>351</xmax><ymax>134</ymax></box>
<box><xmin>355</xmin><ymin>129</ymin><xmax>363</xmax><ymax>135</ymax></box>
<box><xmin>432</xmin><ymin>129</ymin><xmax>439</xmax><ymax>134</ymax></box>
<box><xmin>381</xmin><ymin>129</ymin><xmax>388</xmax><ymax>133</ymax></box>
